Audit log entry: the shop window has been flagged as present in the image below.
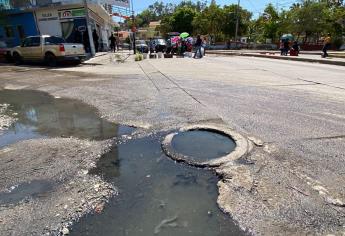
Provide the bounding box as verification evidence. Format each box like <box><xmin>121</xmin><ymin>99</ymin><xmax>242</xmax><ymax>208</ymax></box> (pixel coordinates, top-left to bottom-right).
<box><xmin>4</xmin><ymin>26</ymin><xmax>14</xmax><ymax>38</ymax></box>
<box><xmin>61</xmin><ymin>21</ymin><xmax>74</xmax><ymax>40</ymax></box>
<box><xmin>17</xmin><ymin>25</ymin><xmax>25</xmax><ymax>39</ymax></box>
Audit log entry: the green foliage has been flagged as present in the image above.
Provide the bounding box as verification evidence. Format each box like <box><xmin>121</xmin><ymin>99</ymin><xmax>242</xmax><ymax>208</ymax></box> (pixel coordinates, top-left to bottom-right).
<box><xmin>170</xmin><ymin>7</ymin><xmax>196</xmax><ymax>33</ymax></box>
<box><xmin>133</xmin><ymin>0</ymin><xmax>345</xmax><ymax>46</ymax></box>
<box><xmin>222</xmin><ymin>5</ymin><xmax>252</xmax><ymax>37</ymax></box>
<box><xmin>193</xmin><ymin>3</ymin><xmax>223</xmax><ymax>37</ymax></box>
<box><xmin>251</xmin><ymin>1</ymin><xmax>345</xmax><ymax>44</ymax></box>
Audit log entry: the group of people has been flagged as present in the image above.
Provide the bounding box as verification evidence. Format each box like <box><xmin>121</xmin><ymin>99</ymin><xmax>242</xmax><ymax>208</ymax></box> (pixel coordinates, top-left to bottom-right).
<box><xmin>74</xmin><ymin>28</ymin><xmax>119</xmax><ymax>54</ymax></box>
<box><xmin>280</xmin><ymin>39</ymin><xmax>300</xmax><ymax>56</ymax></box>
<box><xmin>166</xmin><ymin>35</ymin><xmax>206</xmax><ymax>58</ymax></box>
<box><xmin>280</xmin><ymin>33</ymin><xmax>332</xmax><ymax>58</ymax></box>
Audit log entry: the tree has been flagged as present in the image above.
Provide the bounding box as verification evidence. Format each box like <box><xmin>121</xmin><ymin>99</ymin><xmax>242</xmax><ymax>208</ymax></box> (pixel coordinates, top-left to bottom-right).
<box><xmin>222</xmin><ymin>4</ymin><xmax>252</xmax><ymax>38</ymax></box>
<box><xmin>192</xmin><ymin>3</ymin><xmax>224</xmax><ymax>40</ymax></box>
<box><xmin>170</xmin><ymin>6</ymin><xmax>196</xmax><ymax>33</ymax></box>
<box><xmin>254</xmin><ymin>4</ymin><xmax>280</xmax><ymax>42</ymax></box>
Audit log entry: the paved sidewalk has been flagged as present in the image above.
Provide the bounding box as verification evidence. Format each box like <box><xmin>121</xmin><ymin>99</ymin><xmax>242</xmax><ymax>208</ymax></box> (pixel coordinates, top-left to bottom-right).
<box><xmin>207</xmin><ymin>50</ymin><xmax>345</xmax><ymax>66</ymax></box>
<box><xmin>83</xmin><ymin>51</ymin><xmax>133</xmax><ymax>65</ymax></box>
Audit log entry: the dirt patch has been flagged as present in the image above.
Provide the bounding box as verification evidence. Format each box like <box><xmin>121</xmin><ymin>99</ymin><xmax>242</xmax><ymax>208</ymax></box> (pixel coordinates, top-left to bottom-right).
<box><xmin>0</xmin><ymin>138</ymin><xmax>116</xmax><ymax>236</ymax></box>
<box><xmin>216</xmin><ymin>145</ymin><xmax>345</xmax><ymax>235</ymax></box>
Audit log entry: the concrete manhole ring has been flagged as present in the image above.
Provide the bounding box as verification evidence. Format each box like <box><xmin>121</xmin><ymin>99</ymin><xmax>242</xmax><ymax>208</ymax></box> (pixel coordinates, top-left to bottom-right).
<box><xmin>162</xmin><ymin>125</ymin><xmax>251</xmax><ymax>168</ymax></box>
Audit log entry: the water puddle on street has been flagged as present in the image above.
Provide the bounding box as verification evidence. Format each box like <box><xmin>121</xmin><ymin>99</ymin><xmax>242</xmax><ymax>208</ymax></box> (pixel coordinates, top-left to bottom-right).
<box><xmin>0</xmin><ymin>180</ymin><xmax>55</xmax><ymax>206</ymax></box>
<box><xmin>70</xmin><ymin>135</ymin><xmax>244</xmax><ymax>236</ymax></box>
<box><xmin>171</xmin><ymin>130</ymin><xmax>236</xmax><ymax>161</ymax></box>
<box><xmin>0</xmin><ymin>89</ymin><xmax>134</xmax><ymax>148</ymax></box>
<box><xmin>0</xmin><ymin>89</ymin><xmax>243</xmax><ymax>235</ymax></box>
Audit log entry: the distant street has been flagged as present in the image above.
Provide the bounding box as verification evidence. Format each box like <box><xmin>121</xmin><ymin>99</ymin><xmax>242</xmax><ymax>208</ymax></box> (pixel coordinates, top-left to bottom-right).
<box><xmin>0</xmin><ymin>55</ymin><xmax>344</xmax><ymax>235</ymax></box>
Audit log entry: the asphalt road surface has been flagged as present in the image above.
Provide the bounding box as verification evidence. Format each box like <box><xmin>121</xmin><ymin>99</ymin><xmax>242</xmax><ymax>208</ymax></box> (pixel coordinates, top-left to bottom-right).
<box><xmin>0</xmin><ymin>55</ymin><xmax>344</xmax><ymax>235</ymax></box>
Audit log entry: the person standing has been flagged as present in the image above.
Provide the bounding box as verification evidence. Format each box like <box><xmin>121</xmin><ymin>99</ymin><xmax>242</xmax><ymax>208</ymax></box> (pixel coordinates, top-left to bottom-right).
<box><xmin>202</xmin><ymin>36</ymin><xmax>207</xmax><ymax>57</ymax></box>
<box><xmin>83</xmin><ymin>30</ymin><xmax>90</xmax><ymax>53</ymax></box>
<box><xmin>279</xmin><ymin>39</ymin><xmax>284</xmax><ymax>56</ymax></box>
<box><xmin>92</xmin><ymin>29</ymin><xmax>99</xmax><ymax>53</ymax></box>
<box><xmin>283</xmin><ymin>39</ymin><xmax>290</xmax><ymax>56</ymax></box>
<box><xmin>193</xmin><ymin>35</ymin><xmax>203</xmax><ymax>59</ymax></box>
<box><xmin>74</xmin><ymin>27</ymin><xmax>82</xmax><ymax>44</ymax></box>
<box><xmin>116</xmin><ymin>35</ymin><xmax>119</xmax><ymax>51</ymax></box>
<box><xmin>322</xmin><ymin>33</ymin><xmax>331</xmax><ymax>58</ymax></box>
<box><xmin>109</xmin><ymin>33</ymin><xmax>116</xmax><ymax>53</ymax></box>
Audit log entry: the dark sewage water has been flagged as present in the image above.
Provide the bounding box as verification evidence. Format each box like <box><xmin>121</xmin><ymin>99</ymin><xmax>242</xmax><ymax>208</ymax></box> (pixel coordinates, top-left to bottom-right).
<box><xmin>70</xmin><ymin>135</ymin><xmax>244</xmax><ymax>236</ymax></box>
<box><xmin>0</xmin><ymin>89</ymin><xmax>243</xmax><ymax>235</ymax></box>
<box><xmin>171</xmin><ymin>130</ymin><xmax>236</xmax><ymax>162</ymax></box>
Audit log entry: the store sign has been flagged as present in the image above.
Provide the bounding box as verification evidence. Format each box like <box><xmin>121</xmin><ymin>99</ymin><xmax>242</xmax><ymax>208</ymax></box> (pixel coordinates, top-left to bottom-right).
<box><xmin>102</xmin><ymin>0</ymin><xmax>129</xmax><ymax>8</ymax></box>
<box><xmin>59</xmin><ymin>8</ymin><xmax>86</xmax><ymax>19</ymax></box>
<box><xmin>37</xmin><ymin>10</ymin><xmax>59</xmax><ymax>21</ymax></box>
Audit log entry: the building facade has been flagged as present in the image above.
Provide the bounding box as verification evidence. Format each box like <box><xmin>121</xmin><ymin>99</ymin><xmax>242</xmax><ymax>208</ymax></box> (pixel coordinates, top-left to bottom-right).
<box><xmin>0</xmin><ymin>9</ymin><xmax>39</xmax><ymax>47</ymax></box>
<box><xmin>0</xmin><ymin>0</ymin><xmax>115</xmax><ymax>52</ymax></box>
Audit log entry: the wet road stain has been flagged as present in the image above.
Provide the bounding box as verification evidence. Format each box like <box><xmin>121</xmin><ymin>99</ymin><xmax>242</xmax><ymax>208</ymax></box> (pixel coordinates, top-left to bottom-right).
<box><xmin>0</xmin><ymin>180</ymin><xmax>55</xmax><ymax>206</ymax></box>
<box><xmin>70</xmin><ymin>134</ymin><xmax>244</xmax><ymax>236</ymax></box>
<box><xmin>0</xmin><ymin>89</ymin><xmax>134</xmax><ymax>148</ymax></box>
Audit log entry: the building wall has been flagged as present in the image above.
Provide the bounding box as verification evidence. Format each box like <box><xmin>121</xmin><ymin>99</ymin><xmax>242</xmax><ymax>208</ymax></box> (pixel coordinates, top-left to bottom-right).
<box><xmin>36</xmin><ymin>8</ymin><xmax>62</xmax><ymax>37</ymax></box>
<box><xmin>0</xmin><ymin>11</ymin><xmax>38</xmax><ymax>47</ymax></box>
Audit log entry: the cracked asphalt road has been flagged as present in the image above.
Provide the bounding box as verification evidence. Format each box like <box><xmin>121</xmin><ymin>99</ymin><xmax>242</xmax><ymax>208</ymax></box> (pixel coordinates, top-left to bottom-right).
<box><xmin>0</xmin><ymin>55</ymin><xmax>344</xmax><ymax>235</ymax></box>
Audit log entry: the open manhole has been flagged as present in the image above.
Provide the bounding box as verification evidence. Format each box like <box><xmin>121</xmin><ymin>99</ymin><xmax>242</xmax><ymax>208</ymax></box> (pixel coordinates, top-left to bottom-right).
<box><xmin>171</xmin><ymin>130</ymin><xmax>236</xmax><ymax>162</ymax></box>
<box><xmin>162</xmin><ymin>126</ymin><xmax>249</xmax><ymax>167</ymax></box>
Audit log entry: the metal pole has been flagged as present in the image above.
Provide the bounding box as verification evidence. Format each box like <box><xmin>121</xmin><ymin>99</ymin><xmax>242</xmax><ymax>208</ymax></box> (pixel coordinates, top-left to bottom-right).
<box><xmin>234</xmin><ymin>0</ymin><xmax>240</xmax><ymax>49</ymax></box>
<box><xmin>131</xmin><ymin>0</ymin><xmax>136</xmax><ymax>54</ymax></box>
<box><xmin>84</xmin><ymin>0</ymin><xmax>96</xmax><ymax>56</ymax></box>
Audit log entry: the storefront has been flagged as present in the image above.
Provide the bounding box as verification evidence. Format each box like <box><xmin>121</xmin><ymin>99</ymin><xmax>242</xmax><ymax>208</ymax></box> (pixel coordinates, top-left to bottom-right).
<box><xmin>0</xmin><ymin>11</ymin><xmax>38</xmax><ymax>47</ymax></box>
<box><xmin>58</xmin><ymin>7</ymin><xmax>87</xmax><ymax>43</ymax></box>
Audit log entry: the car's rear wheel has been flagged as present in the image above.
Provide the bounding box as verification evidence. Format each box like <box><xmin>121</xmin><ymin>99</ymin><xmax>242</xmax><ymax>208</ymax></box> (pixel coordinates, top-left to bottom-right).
<box><xmin>45</xmin><ymin>53</ymin><xmax>57</xmax><ymax>67</ymax></box>
<box><xmin>13</xmin><ymin>52</ymin><xmax>22</xmax><ymax>65</ymax></box>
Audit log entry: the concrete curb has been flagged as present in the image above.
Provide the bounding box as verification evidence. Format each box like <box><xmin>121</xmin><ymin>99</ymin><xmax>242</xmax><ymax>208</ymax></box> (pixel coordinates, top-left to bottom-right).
<box><xmin>207</xmin><ymin>51</ymin><xmax>345</xmax><ymax>66</ymax></box>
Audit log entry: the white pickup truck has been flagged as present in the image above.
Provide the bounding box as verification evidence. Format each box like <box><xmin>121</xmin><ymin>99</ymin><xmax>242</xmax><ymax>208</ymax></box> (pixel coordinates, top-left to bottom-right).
<box><xmin>12</xmin><ymin>35</ymin><xmax>86</xmax><ymax>66</ymax></box>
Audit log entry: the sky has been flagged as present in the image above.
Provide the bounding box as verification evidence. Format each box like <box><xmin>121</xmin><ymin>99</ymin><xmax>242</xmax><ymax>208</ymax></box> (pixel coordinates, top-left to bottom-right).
<box><xmin>132</xmin><ymin>0</ymin><xmax>297</xmax><ymax>18</ymax></box>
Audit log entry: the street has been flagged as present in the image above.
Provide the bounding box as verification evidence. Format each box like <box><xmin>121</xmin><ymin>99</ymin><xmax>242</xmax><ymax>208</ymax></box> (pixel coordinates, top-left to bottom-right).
<box><xmin>0</xmin><ymin>55</ymin><xmax>344</xmax><ymax>235</ymax></box>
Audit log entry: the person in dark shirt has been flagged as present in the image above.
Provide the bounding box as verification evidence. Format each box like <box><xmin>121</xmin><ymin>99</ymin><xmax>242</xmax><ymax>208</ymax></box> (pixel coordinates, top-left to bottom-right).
<box><xmin>74</xmin><ymin>27</ymin><xmax>82</xmax><ymax>44</ymax></box>
<box><xmin>109</xmin><ymin>33</ymin><xmax>116</xmax><ymax>53</ymax></box>
<box><xmin>322</xmin><ymin>33</ymin><xmax>331</xmax><ymax>58</ymax></box>
<box><xmin>83</xmin><ymin>30</ymin><xmax>90</xmax><ymax>53</ymax></box>
<box><xmin>292</xmin><ymin>41</ymin><xmax>299</xmax><ymax>52</ymax></box>
<box><xmin>92</xmin><ymin>29</ymin><xmax>99</xmax><ymax>53</ymax></box>
<box><xmin>193</xmin><ymin>35</ymin><xmax>203</xmax><ymax>59</ymax></box>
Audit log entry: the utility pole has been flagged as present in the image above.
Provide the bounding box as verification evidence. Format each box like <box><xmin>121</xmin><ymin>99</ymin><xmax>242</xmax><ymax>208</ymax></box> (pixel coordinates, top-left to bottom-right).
<box><xmin>234</xmin><ymin>0</ymin><xmax>240</xmax><ymax>49</ymax></box>
<box><xmin>131</xmin><ymin>0</ymin><xmax>136</xmax><ymax>54</ymax></box>
<box><xmin>84</xmin><ymin>0</ymin><xmax>95</xmax><ymax>57</ymax></box>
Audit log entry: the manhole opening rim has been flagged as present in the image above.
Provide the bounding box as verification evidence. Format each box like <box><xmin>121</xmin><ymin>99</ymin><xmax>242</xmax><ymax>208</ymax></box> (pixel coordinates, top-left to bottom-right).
<box><xmin>162</xmin><ymin>125</ymin><xmax>250</xmax><ymax>168</ymax></box>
